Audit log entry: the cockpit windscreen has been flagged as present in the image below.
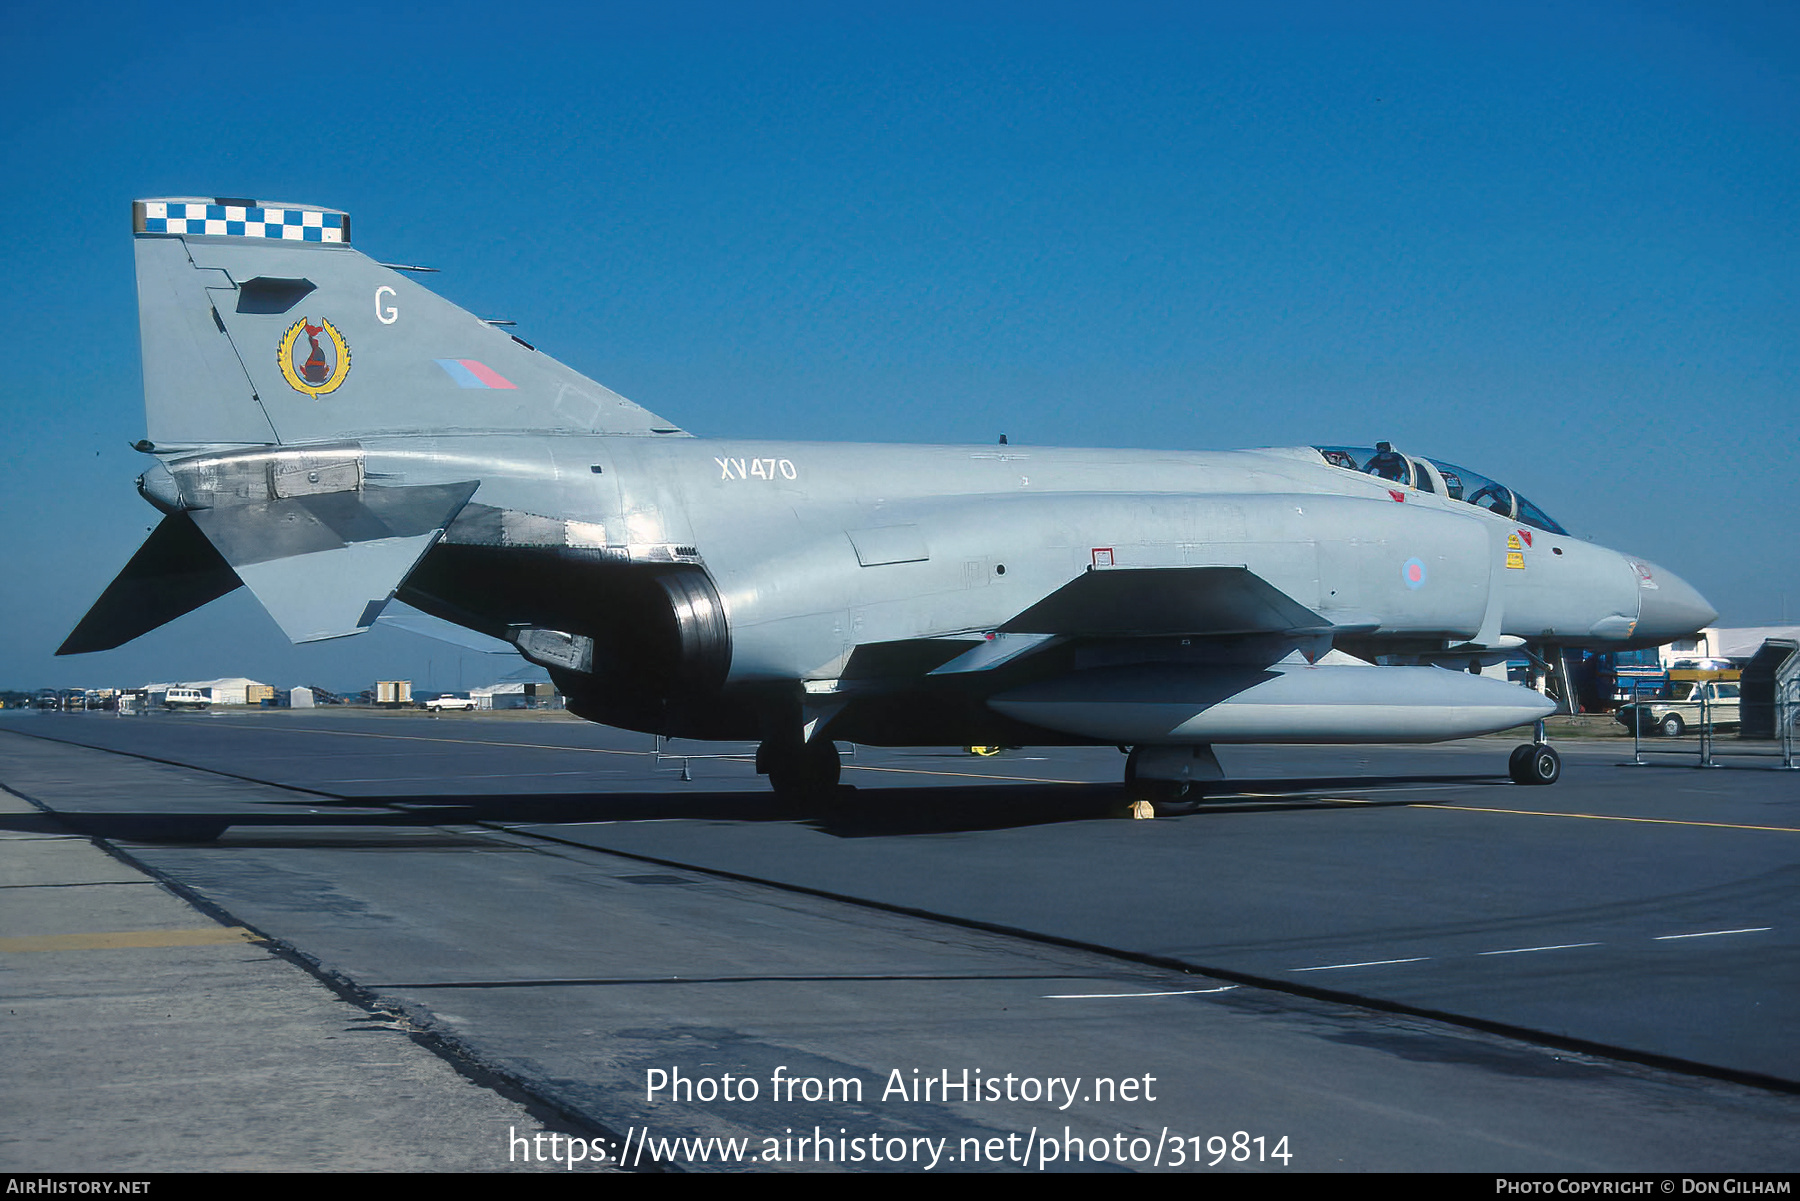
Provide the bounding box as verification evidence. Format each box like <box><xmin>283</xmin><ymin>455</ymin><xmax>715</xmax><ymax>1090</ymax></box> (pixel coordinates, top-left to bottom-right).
<box><xmin>1315</xmin><ymin>446</ymin><xmax>1567</xmax><ymax>535</ymax></box>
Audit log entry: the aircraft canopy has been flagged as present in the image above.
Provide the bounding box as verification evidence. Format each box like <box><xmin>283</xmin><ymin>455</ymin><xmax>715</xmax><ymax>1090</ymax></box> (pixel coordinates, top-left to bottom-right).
<box><xmin>1315</xmin><ymin>445</ymin><xmax>1567</xmax><ymax>535</ymax></box>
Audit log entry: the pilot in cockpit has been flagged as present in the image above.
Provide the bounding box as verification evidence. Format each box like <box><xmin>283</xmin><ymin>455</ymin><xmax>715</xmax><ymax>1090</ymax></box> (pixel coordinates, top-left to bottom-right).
<box><xmin>1364</xmin><ymin>442</ymin><xmax>1409</xmax><ymax>482</ymax></box>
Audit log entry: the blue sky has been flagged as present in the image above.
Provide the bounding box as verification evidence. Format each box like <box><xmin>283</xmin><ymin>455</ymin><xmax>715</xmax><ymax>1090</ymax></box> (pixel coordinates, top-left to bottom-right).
<box><xmin>2</xmin><ymin>1</ymin><xmax>1795</xmax><ymax>692</ymax></box>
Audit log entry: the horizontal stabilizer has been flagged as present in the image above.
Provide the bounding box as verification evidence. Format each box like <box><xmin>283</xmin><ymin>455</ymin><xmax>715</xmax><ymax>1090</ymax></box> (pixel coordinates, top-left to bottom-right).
<box><xmin>189</xmin><ymin>481</ymin><xmax>478</xmax><ymax>643</ymax></box>
<box><xmin>57</xmin><ymin>513</ymin><xmax>242</xmax><ymax>655</ymax></box>
<box><xmin>375</xmin><ymin>609</ymin><xmax>518</xmax><ymax>655</ymax></box>
<box><xmin>1000</xmin><ymin>566</ymin><xmax>1325</xmax><ymax>638</ymax></box>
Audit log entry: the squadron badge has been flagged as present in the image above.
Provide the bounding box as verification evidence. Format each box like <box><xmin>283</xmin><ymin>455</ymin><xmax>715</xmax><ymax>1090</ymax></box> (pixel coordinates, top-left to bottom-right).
<box><xmin>278</xmin><ymin>317</ymin><xmax>352</xmax><ymax>397</ymax></box>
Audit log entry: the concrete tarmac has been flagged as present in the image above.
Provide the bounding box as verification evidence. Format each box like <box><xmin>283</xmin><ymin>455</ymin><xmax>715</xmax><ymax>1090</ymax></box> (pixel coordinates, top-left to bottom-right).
<box><xmin>2</xmin><ymin>709</ymin><xmax>1796</xmax><ymax>1173</ymax></box>
<box><xmin>0</xmin><ymin>785</ymin><xmax>559</xmax><ymax>1172</ymax></box>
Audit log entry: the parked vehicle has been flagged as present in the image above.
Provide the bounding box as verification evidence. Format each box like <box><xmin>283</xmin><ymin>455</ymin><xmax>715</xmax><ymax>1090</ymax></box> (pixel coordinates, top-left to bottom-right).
<box><xmin>1610</xmin><ymin>666</ymin><xmax>1669</xmax><ymax>705</ymax></box>
<box><xmin>423</xmin><ymin>694</ymin><xmax>478</xmax><ymax>712</ymax></box>
<box><xmin>1617</xmin><ymin>680</ymin><xmax>1740</xmax><ymax>737</ymax></box>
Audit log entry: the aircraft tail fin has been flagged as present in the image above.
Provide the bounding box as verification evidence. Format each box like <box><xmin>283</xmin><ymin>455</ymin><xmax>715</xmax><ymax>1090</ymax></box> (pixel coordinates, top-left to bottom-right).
<box><xmin>131</xmin><ymin>197</ymin><xmax>684</xmax><ymax>449</ymax></box>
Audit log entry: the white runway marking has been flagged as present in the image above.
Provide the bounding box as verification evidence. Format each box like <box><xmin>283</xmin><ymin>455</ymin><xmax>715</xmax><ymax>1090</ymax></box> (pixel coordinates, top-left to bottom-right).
<box><xmin>1478</xmin><ymin>942</ymin><xmax>1602</xmax><ymax>956</ymax></box>
<box><xmin>1043</xmin><ymin>986</ymin><xmax>1239</xmax><ymax>998</ymax></box>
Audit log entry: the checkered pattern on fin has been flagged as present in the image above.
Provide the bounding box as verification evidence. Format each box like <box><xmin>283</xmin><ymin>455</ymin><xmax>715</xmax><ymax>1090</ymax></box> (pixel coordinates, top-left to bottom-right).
<box><xmin>136</xmin><ymin>199</ymin><xmax>348</xmax><ymax>243</ymax></box>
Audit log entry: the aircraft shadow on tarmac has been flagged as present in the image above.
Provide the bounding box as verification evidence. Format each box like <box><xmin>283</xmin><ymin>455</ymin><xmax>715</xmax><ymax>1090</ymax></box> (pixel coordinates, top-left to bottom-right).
<box><xmin>4</xmin><ymin>773</ymin><xmax>1498</xmax><ymax>842</ymax></box>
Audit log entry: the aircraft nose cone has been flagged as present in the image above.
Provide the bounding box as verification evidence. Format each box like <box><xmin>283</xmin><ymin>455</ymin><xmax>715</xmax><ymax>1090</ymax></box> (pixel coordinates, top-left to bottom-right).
<box><xmin>1632</xmin><ymin>561</ymin><xmax>1717</xmax><ymax>643</ymax></box>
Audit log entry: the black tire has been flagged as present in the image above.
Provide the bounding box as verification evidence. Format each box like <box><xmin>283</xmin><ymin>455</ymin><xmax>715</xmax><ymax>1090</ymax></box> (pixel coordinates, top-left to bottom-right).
<box><xmin>1125</xmin><ymin>748</ymin><xmax>1203</xmax><ymax>815</ymax></box>
<box><xmin>1150</xmin><ymin>789</ymin><xmax>1202</xmax><ymax>817</ymax></box>
<box><xmin>1507</xmin><ymin>744</ymin><xmax>1535</xmax><ymax>784</ymax></box>
<box><xmin>762</xmin><ymin>737</ymin><xmax>841</xmax><ymax>803</ymax></box>
<box><xmin>1526</xmin><ymin>745</ymin><xmax>1561</xmax><ymax>786</ymax></box>
<box><xmin>1660</xmin><ymin>714</ymin><xmax>1684</xmax><ymax>738</ymax></box>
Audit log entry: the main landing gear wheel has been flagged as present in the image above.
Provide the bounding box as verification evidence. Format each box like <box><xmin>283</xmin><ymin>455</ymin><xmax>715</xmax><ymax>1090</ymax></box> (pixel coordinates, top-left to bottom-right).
<box><xmin>1148</xmin><ymin>789</ymin><xmax>1201</xmax><ymax>817</ymax></box>
<box><xmin>1507</xmin><ymin>744</ymin><xmax>1533</xmax><ymax>780</ymax></box>
<box><xmin>758</xmin><ymin>737</ymin><xmax>842</xmax><ymax>806</ymax></box>
<box><xmin>1124</xmin><ymin>748</ymin><xmax>1202</xmax><ymax>815</ymax></box>
<box><xmin>1508</xmin><ymin>743</ymin><xmax>1561</xmax><ymax>786</ymax></box>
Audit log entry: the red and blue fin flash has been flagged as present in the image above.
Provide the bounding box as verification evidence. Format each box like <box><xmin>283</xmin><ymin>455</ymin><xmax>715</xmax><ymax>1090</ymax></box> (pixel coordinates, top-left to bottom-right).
<box><xmin>435</xmin><ymin>359</ymin><xmax>516</xmax><ymax>389</ymax></box>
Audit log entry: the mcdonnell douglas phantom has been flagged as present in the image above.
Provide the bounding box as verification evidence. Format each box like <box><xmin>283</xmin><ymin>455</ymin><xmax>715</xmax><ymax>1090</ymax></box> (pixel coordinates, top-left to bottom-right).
<box><xmin>61</xmin><ymin>198</ymin><xmax>1718</xmax><ymax>810</ymax></box>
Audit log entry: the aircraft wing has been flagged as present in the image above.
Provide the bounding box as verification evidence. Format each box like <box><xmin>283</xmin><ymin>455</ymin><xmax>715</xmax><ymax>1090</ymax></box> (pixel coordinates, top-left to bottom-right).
<box><xmin>877</xmin><ymin>566</ymin><xmax>1367</xmax><ymax>681</ymax></box>
<box><xmin>997</xmin><ymin>565</ymin><xmax>1333</xmax><ymax>638</ymax></box>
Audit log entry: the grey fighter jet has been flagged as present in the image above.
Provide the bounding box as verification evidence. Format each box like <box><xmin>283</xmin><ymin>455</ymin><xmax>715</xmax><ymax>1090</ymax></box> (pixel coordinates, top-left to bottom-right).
<box><xmin>61</xmin><ymin>198</ymin><xmax>1718</xmax><ymax>808</ymax></box>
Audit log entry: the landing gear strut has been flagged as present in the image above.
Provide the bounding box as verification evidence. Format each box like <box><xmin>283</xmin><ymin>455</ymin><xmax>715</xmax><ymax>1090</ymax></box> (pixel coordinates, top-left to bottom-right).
<box><xmin>1507</xmin><ymin>720</ymin><xmax>1561</xmax><ymax>786</ymax></box>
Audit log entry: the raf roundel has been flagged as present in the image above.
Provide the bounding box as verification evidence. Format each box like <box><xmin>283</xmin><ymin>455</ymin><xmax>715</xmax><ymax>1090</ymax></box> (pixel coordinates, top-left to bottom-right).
<box><xmin>1402</xmin><ymin>557</ymin><xmax>1427</xmax><ymax>590</ymax></box>
<box><xmin>278</xmin><ymin>317</ymin><xmax>352</xmax><ymax>398</ymax></box>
